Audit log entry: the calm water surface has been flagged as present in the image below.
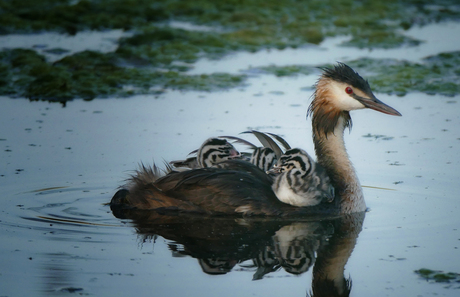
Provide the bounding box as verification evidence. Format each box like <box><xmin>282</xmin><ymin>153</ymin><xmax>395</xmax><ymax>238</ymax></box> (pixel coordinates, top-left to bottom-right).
<box><xmin>1</xmin><ymin>22</ymin><xmax>460</xmax><ymax>297</ymax></box>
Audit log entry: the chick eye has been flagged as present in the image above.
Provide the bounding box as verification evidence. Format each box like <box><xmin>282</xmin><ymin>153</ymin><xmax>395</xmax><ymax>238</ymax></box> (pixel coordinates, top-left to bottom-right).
<box><xmin>345</xmin><ymin>87</ymin><xmax>353</xmax><ymax>94</ymax></box>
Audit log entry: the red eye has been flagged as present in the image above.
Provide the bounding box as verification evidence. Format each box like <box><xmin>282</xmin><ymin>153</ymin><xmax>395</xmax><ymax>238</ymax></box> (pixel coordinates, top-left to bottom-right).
<box><xmin>345</xmin><ymin>87</ymin><xmax>353</xmax><ymax>94</ymax></box>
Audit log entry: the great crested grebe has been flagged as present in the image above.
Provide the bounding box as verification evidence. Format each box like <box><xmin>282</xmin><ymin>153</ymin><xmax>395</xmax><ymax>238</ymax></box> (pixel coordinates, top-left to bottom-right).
<box><xmin>110</xmin><ymin>63</ymin><xmax>401</xmax><ymax>216</ymax></box>
<box><xmin>269</xmin><ymin>148</ymin><xmax>334</xmax><ymax>207</ymax></box>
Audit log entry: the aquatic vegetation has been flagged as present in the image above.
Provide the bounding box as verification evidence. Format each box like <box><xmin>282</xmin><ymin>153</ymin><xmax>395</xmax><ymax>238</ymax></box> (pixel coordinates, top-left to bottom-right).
<box><xmin>253</xmin><ymin>65</ymin><xmax>314</xmax><ymax>77</ymax></box>
<box><xmin>2</xmin><ymin>0</ymin><xmax>459</xmax><ymax>48</ymax></box>
<box><xmin>341</xmin><ymin>29</ymin><xmax>422</xmax><ymax>49</ymax></box>
<box><xmin>1</xmin><ymin>0</ymin><xmax>460</xmax><ymax>101</ymax></box>
<box><xmin>248</xmin><ymin>51</ymin><xmax>460</xmax><ymax>97</ymax></box>
<box><xmin>348</xmin><ymin>52</ymin><xmax>460</xmax><ymax>96</ymax></box>
<box><xmin>115</xmin><ymin>26</ymin><xmax>234</xmax><ymax>67</ymax></box>
<box><xmin>0</xmin><ymin>48</ymin><xmax>246</xmax><ymax>102</ymax></box>
<box><xmin>415</xmin><ymin>268</ymin><xmax>460</xmax><ymax>284</ymax></box>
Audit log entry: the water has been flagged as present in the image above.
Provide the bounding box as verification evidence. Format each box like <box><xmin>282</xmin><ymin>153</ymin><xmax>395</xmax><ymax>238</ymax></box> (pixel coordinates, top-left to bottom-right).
<box><xmin>1</xmin><ymin>22</ymin><xmax>460</xmax><ymax>297</ymax></box>
<box><xmin>0</xmin><ymin>30</ymin><xmax>132</xmax><ymax>62</ymax></box>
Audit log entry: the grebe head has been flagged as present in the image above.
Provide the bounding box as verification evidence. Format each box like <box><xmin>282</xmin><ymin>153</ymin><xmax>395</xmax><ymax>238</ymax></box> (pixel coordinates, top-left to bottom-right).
<box><xmin>273</xmin><ymin>148</ymin><xmax>312</xmax><ymax>174</ymax></box>
<box><xmin>309</xmin><ymin>63</ymin><xmax>401</xmax><ymax>136</ymax></box>
<box><xmin>197</xmin><ymin>137</ymin><xmax>241</xmax><ymax>168</ymax></box>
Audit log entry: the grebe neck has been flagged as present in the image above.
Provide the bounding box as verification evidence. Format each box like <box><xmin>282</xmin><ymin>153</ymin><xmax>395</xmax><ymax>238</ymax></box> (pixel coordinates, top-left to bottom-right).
<box><xmin>312</xmin><ymin>112</ymin><xmax>365</xmax><ymax>213</ymax></box>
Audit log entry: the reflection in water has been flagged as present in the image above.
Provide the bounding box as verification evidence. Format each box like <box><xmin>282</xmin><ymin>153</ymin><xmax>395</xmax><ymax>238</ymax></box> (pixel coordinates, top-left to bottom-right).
<box><xmin>112</xmin><ymin>208</ymin><xmax>365</xmax><ymax>296</ymax></box>
<box><xmin>40</xmin><ymin>253</ymin><xmax>84</xmax><ymax>296</ymax></box>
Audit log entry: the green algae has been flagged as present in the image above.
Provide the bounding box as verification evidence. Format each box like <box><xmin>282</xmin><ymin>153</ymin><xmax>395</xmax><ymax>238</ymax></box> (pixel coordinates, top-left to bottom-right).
<box><xmin>115</xmin><ymin>26</ymin><xmax>231</xmax><ymax>67</ymax></box>
<box><xmin>341</xmin><ymin>29</ymin><xmax>422</xmax><ymax>49</ymax></box>
<box><xmin>2</xmin><ymin>0</ymin><xmax>459</xmax><ymax>46</ymax></box>
<box><xmin>1</xmin><ymin>0</ymin><xmax>460</xmax><ymax>101</ymax></box>
<box><xmin>415</xmin><ymin>268</ymin><xmax>460</xmax><ymax>284</ymax></box>
<box><xmin>0</xmin><ymin>49</ymin><xmax>246</xmax><ymax>102</ymax></box>
<box><xmin>3</xmin><ymin>47</ymin><xmax>460</xmax><ymax>101</ymax></box>
<box><xmin>0</xmin><ymin>0</ymin><xmax>168</xmax><ymax>35</ymax></box>
<box><xmin>348</xmin><ymin>52</ymin><xmax>460</xmax><ymax>96</ymax></box>
<box><xmin>253</xmin><ymin>65</ymin><xmax>314</xmax><ymax>77</ymax></box>
<box><xmin>247</xmin><ymin>51</ymin><xmax>460</xmax><ymax>97</ymax></box>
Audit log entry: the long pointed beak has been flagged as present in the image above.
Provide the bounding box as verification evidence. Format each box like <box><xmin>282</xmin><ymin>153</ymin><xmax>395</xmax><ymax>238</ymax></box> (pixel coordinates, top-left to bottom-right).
<box><xmin>358</xmin><ymin>95</ymin><xmax>402</xmax><ymax>116</ymax></box>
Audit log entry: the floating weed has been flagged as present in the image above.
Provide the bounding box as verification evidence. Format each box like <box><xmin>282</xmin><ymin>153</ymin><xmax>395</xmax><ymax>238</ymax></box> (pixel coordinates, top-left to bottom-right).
<box><xmin>2</xmin><ymin>0</ymin><xmax>460</xmax><ymax>39</ymax></box>
<box><xmin>415</xmin><ymin>268</ymin><xmax>460</xmax><ymax>284</ymax></box>
<box><xmin>253</xmin><ymin>65</ymin><xmax>314</xmax><ymax>77</ymax></box>
<box><xmin>362</xmin><ymin>133</ymin><xmax>395</xmax><ymax>140</ymax></box>
<box><xmin>347</xmin><ymin>53</ymin><xmax>460</xmax><ymax>97</ymax></box>
<box><xmin>341</xmin><ymin>29</ymin><xmax>422</xmax><ymax>49</ymax></box>
<box><xmin>163</xmin><ymin>72</ymin><xmax>247</xmax><ymax>91</ymax></box>
<box><xmin>1</xmin><ymin>0</ymin><xmax>460</xmax><ymax>101</ymax></box>
<box><xmin>116</xmin><ymin>26</ymin><xmax>235</xmax><ymax>67</ymax></box>
<box><xmin>0</xmin><ymin>48</ymin><xmax>246</xmax><ymax>102</ymax></box>
<box><xmin>248</xmin><ymin>51</ymin><xmax>460</xmax><ymax>97</ymax></box>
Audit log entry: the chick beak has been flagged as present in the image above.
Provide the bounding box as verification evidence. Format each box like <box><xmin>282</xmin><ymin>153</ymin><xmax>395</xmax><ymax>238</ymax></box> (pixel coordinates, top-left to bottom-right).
<box><xmin>229</xmin><ymin>148</ymin><xmax>242</xmax><ymax>159</ymax></box>
<box><xmin>267</xmin><ymin>165</ymin><xmax>282</xmax><ymax>175</ymax></box>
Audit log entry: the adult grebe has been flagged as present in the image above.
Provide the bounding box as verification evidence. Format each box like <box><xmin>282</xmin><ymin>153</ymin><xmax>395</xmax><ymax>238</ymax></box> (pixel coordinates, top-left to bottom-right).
<box><xmin>110</xmin><ymin>63</ymin><xmax>401</xmax><ymax>216</ymax></box>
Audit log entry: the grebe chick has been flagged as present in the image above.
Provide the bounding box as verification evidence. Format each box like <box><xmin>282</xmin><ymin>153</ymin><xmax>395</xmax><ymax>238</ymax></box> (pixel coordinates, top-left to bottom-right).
<box><xmin>223</xmin><ymin>130</ymin><xmax>291</xmax><ymax>171</ymax></box>
<box><xmin>270</xmin><ymin>148</ymin><xmax>334</xmax><ymax>207</ymax></box>
<box><xmin>250</xmin><ymin>147</ymin><xmax>277</xmax><ymax>172</ymax></box>
<box><xmin>245</xmin><ymin>130</ymin><xmax>290</xmax><ymax>171</ymax></box>
<box><xmin>110</xmin><ymin>63</ymin><xmax>401</xmax><ymax>216</ymax></box>
<box><xmin>170</xmin><ymin>137</ymin><xmax>241</xmax><ymax>169</ymax></box>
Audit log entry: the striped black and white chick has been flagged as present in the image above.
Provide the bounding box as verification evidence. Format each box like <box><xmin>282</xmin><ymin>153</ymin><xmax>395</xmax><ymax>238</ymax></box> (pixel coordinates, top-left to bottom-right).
<box><xmin>249</xmin><ymin>147</ymin><xmax>277</xmax><ymax>172</ymax></box>
<box><xmin>196</xmin><ymin>137</ymin><xmax>241</xmax><ymax>168</ymax></box>
<box><xmin>244</xmin><ymin>130</ymin><xmax>291</xmax><ymax>172</ymax></box>
<box><xmin>223</xmin><ymin>130</ymin><xmax>290</xmax><ymax>172</ymax></box>
<box><xmin>170</xmin><ymin>137</ymin><xmax>241</xmax><ymax>169</ymax></box>
<box><xmin>270</xmin><ymin>148</ymin><xmax>335</xmax><ymax>207</ymax></box>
